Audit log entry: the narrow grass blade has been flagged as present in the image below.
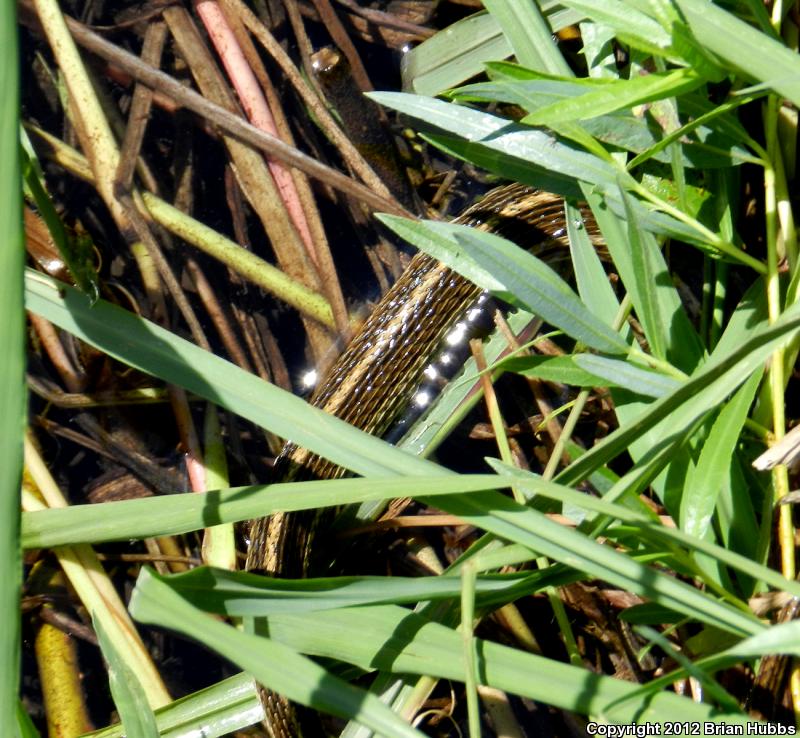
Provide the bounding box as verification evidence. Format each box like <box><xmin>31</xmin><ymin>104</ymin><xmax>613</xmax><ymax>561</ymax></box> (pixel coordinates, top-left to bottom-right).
<box><xmin>93</xmin><ymin>617</ymin><xmax>159</xmax><ymax>738</ymax></box>
<box><xmin>487</xmin><ymin>461</ymin><xmax>800</xmax><ymax>601</ymax></box>
<box><xmin>621</xmin><ymin>189</ymin><xmax>667</xmax><ymax>361</ymax></box>
<box><xmin>721</xmin><ymin>620</ymin><xmax>800</xmax><ymax>660</ymax></box>
<box><xmin>24</xmin><ymin>270</ymin><xmax>438</xmax><ymax>479</ymax></box>
<box><xmin>482</xmin><ymin>0</ymin><xmax>572</xmax><ymax>77</ymax></box>
<box><xmin>426</xmin><ymin>489</ymin><xmax>762</xmax><ymax>636</ymax></box>
<box><xmin>620</xmin><ymin>187</ymin><xmax>704</xmax><ymax>369</ymax></box>
<box><xmin>0</xmin><ymin>2</ymin><xmax>23</xmax><ymax>732</ymax></box>
<box><xmin>524</xmin><ymin>68</ymin><xmax>705</xmax><ymax>125</ymax></box>
<box><xmin>22</xmin><ymin>474</ymin><xmax>508</xmax><ymax>549</ymax></box>
<box><xmin>556</xmin><ymin>297</ymin><xmax>800</xmax><ymax>489</ymax></box>
<box><xmin>680</xmin><ymin>371</ymin><xmax>762</xmax><ymax>540</ymax></box>
<box><xmin>21</xmin><ymin>146</ymin><xmax>98</xmax><ymax>301</ymax></box>
<box><xmin>143</xmin><ymin>567</ymin><xmax>537</xmax><ymax>615</ymax></box>
<box><xmin>572</xmin><ymin>355</ymin><xmax>681</xmax><ymax>398</ymax></box>
<box><xmin>16</xmin><ymin>704</ymin><xmax>39</xmax><ymax>738</ymax></box>
<box><xmin>129</xmin><ymin>569</ymin><xmax>426</xmax><ymax>738</ymax></box>
<box><xmin>559</xmin><ymin>0</ymin><xmax>672</xmax><ymax>57</ymax></box>
<box><xmin>565</xmin><ymin>201</ymin><xmax>620</xmax><ymax>325</ymax></box>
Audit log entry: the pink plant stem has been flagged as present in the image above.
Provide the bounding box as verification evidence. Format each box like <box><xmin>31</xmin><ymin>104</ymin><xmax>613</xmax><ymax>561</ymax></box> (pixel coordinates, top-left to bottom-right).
<box><xmin>194</xmin><ymin>0</ymin><xmax>319</xmax><ymax>268</ymax></box>
<box><xmin>168</xmin><ymin>385</ymin><xmax>207</xmax><ymax>493</ymax></box>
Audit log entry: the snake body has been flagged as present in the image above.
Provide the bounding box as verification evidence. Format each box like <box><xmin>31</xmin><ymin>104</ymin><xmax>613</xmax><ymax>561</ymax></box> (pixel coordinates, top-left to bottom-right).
<box><xmin>245</xmin><ymin>182</ymin><xmax>600</xmax><ymax>736</ymax></box>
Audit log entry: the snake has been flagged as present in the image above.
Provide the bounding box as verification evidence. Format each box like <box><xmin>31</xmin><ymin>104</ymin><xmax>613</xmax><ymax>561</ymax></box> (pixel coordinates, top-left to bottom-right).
<box><xmin>245</xmin><ymin>182</ymin><xmax>601</xmax><ymax>737</ymax></box>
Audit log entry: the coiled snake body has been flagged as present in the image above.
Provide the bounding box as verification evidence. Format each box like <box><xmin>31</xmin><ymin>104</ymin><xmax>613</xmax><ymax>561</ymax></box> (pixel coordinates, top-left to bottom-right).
<box><xmin>245</xmin><ymin>182</ymin><xmax>600</xmax><ymax>736</ymax></box>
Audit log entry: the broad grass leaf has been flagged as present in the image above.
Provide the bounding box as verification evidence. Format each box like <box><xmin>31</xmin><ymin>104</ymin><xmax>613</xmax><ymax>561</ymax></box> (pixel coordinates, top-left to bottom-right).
<box><xmin>499</xmin><ymin>355</ymin><xmax>614</xmax><ymax>388</ymax></box>
<box><xmin>367</xmin><ymin>92</ymin><xmax>616</xmax><ymax>197</ymax></box>
<box><xmin>401</xmin><ymin>13</ymin><xmax>511</xmax><ymax>96</ymax></box>
<box><xmin>400</xmin><ymin>3</ymin><xmax>583</xmax><ymax>95</ymax></box>
<box><xmin>445</xmin><ymin>224</ymin><xmax>626</xmax><ymax>354</ymax></box>
<box><xmin>260</xmin><ymin>604</ymin><xmax>752</xmax><ymax>725</ymax></box>
<box><xmin>501</xmin><ymin>354</ymin><xmax>679</xmax><ymax>400</ymax></box>
<box><xmin>372</xmin><ymin>91</ymin><xmax>710</xmax><ymax>236</ymax></box>
<box><xmin>376</xmin><ymin>215</ymin><xmax>629</xmax><ymax>354</ymax></box>
<box><xmin>558</xmin><ymin>0</ymin><xmax>673</xmax><ymax>57</ymax></box>
<box><xmin>673</xmin><ymin>0</ymin><xmax>800</xmax><ymax>108</ymax></box>
<box><xmin>129</xmin><ymin>570</ymin><xmax>427</xmax><ymax>738</ymax></box>
<box><xmin>475</xmin><ymin>44</ymin><xmax>752</xmax><ymax>167</ymax></box>
<box><xmin>483</xmin><ymin>0</ymin><xmax>572</xmax><ymax>77</ymax></box>
<box><xmin>372</xmin><ymin>215</ymin><xmax>506</xmax><ymax>292</ymax></box>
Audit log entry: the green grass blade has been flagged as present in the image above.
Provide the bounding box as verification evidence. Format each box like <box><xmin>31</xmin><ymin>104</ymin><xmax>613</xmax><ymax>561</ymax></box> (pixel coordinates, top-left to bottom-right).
<box><xmin>402</xmin><ymin>12</ymin><xmax>511</xmax><ymax>96</ymax></box>
<box><xmin>556</xmin><ymin>297</ymin><xmax>800</xmax><ymax>488</ymax></box>
<box><xmin>720</xmin><ymin>619</ymin><xmax>800</xmax><ymax>660</ymax></box>
<box><xmin>565</xmin><ymin>201</ymin><xmax>621</xmax><ymax>325</ymax></box>
<box><xmin>129</xmin><ymin>569</ymin><xmax>427</xmax><ymax>738</ymax></box>
<box><xmin>524</xmin><ymin>68</ymin><xmax>705</xmax><ymax>125</ymax></box>
<box><xmin>673</xmin><ymin>0</ymin><xmax>800</xmax><ymax>107</ymax></box>
<box><xmin>559</xmin><ymin>0</ymin><xmax>673</xmax><ymax>57</ymax></box>
<box><xmin>455</xmin><ymin>78</ymin><xmax>753</xmax><ymax>168</ymax></box>
<box><xmin>259</xmin><ymin>604</ymin><xmax>751</xmax><ymax>725</ymax></box>
<box><xmin>21</xmin><ymin>147</ymin><xmax>99</xmax><ymax>302</ymax></box>
<box><xmin>679</xmin><ymin>371</ymin><xmax>761</xmax><ymax>544</ymax></box>
<box><xmin>376</xmin><ymin>215</ymin><xmax>629</xmax><ymax>354</ymax></box>
<box><xmin>368</xmin><ymin>91</ymin><xmax>617</xmax><ymax>197</ymax></box>
<box><xmin>621</xmin><ymin>189</ymin><xmax>667</xmax><ymax>362</ymax></box>
<box><xmin>0</xmin><ymin>2</ymin><xmax>23</xmax><ymax>733</ymax></box>
<box><xmin>138</xmin><ymin>567</ymin><xmax>538</xmax><ymax>615</ymax></box>
<box><xmin>24</xmin><ymin>270</ymin><xmax>439</xmax><ymax>479</ymax></box>
<box><xmin>401</xmin><ymin>3</ymin><xmax>583</xmax><ymax>95</ymax></box>
<box><xmin>499</xmin><ymin>355</ymin><xmax>620</xmax><ymax>390</ymax></box>
<box><xmin>21</xmin><ymin>474</ymin><xmax>507</xmax><ymax>549</ymax></box>
<box><xmin>425</xmin><ymin>489</ymin><xmax>761</xmax><ymax>636</ymax></box>
<box><xmin>571</xmin><ymin>355</ymin><xmax>681</xmax><ymax>398</ymax></box>
<box><xmin>488</xmin><ymin>461</ymin><xmax>800</xmax><ymax>600</ymax></box>
<box><xmin>129</xmin><ymin>575</ymin><xmax>754</xmax><ymax>725</ymax></box>
<box><xmin>16</xmin><ymin>702</ymin><xmax>39</xmax><ymax>738</ymax></box>
<box><xmin>620</xmin><ymin>186</ymin><xmax>705</xmax><ymax>369</ymax></box>
<box><xmin>482</xmin><ymin>0</ymin><xmax>572</xmax><ymax>77</ymax></box>
<box><xmin>81</xmin><ymin>674</ymin><xmax>262</xmax><ymax>738</ymax></box>
<box><xmin>369</xmin><ymin>92</ymin><xmax>707</xmax><ymax>244</ymax></box>
<box><xmin>93</xmin><ymin>617</ymin><xmax>159</xmax><ymax>738</ymax></box>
